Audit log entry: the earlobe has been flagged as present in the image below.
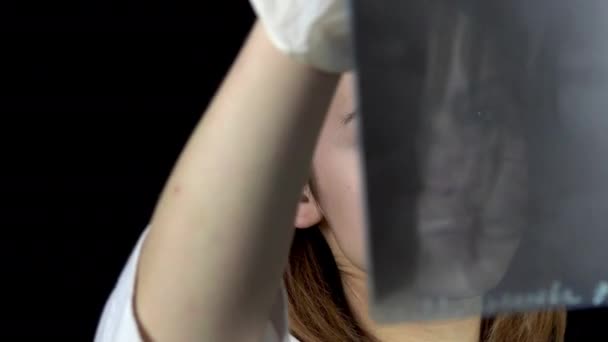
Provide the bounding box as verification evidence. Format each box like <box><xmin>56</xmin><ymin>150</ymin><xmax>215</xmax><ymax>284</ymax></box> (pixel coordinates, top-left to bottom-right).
<box><xmin>294</xmin><ymin>185</ymin><xmax>323</xmax><ymax>229</ymax></box>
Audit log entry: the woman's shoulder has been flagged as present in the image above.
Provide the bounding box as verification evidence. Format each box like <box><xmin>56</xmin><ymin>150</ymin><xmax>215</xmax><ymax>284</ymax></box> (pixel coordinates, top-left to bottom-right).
<box><xmin>94</xmin><ymin>226</ymin><xmax>300</xmax><ymax>342</ymax></box>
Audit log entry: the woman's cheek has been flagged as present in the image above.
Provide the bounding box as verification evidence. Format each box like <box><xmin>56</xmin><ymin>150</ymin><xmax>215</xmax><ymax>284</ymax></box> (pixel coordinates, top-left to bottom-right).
<box><xmin>335</xmin><ymin>154</ymin><xmax>368</xmax><ymax>270</ymax></box>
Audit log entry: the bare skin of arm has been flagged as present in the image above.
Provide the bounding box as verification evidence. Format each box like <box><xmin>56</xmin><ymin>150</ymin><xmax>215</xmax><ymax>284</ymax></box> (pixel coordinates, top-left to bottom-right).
<box><xmin>134</xmin><ymin>22</ymin><xmax>339</xmax><ymax>341</ymax></box>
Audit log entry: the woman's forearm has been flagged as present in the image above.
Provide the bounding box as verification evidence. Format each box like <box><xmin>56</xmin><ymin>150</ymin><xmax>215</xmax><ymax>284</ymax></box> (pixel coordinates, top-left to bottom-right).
<box><xmin>135</xmin><ymin>21</ymin><xmax>339</xmax><ymax>341</ymax></box>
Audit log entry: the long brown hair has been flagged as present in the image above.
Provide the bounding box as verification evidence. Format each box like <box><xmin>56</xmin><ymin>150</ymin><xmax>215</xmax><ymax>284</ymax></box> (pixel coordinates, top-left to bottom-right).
<box><xmin>284</xmin><ymin>227</ymin><xmax>567</xmax><ymax>342</ymax></box>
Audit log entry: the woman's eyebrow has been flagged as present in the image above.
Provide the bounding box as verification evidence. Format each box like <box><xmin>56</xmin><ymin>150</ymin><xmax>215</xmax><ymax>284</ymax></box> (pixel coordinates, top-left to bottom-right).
<box><xmin>342</xmin><ymin>110</ymin><xmax>357</xmax><ymax>124</ymax></box>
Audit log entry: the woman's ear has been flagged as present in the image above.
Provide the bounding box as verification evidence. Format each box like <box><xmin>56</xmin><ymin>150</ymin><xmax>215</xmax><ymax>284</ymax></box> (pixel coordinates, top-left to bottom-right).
<box><xmin>294</xmin><ymin>184</ymin><xmax>323</xmax><ymax>229</ymax></box>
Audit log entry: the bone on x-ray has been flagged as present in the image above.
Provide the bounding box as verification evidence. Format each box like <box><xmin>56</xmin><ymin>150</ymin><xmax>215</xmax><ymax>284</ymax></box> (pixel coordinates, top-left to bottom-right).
<box><xmin>350</xmin><ymin>0</ymin><xmax>608</xmax><ymax>322</ymax></box>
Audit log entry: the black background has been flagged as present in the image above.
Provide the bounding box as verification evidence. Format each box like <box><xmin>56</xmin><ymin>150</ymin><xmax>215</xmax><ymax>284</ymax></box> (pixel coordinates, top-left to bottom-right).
<box><xmin>1</xmin><ymin>1</ymin><xmax>606</xmax><ymax>340</ymax></box>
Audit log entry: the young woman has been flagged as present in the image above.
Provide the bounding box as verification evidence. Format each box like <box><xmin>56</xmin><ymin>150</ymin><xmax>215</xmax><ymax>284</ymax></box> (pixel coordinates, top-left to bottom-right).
<box><xmin>95</xmin><ymin>2</ymin><xmax>566</xmax><ymax>341</ymax></box>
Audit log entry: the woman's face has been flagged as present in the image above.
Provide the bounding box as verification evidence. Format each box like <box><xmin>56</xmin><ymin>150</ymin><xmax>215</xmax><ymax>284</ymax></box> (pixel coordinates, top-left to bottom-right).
<box><xmin>295</xmin><ymin>72</ymin><xmax>369</xmax><ymax>271</ymax></box>
<box><xmin>295</xmin><ymin>67</ymin><xmax>526</xmax><ymax>297</ymax></box>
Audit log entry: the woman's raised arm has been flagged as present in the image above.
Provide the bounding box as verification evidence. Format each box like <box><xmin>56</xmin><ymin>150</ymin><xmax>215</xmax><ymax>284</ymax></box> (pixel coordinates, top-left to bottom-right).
<box><xmin>135</xmin><ymin>21</ymin><xmax>339</xmax><ymax>341</ymax></box>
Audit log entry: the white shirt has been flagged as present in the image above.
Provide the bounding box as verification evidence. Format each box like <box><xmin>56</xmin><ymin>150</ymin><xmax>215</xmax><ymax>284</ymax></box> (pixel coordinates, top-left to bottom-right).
<box><xmin>94</xmin><ymin>228</ymin><xmax>300</xmax><ymax>342</ymax></box>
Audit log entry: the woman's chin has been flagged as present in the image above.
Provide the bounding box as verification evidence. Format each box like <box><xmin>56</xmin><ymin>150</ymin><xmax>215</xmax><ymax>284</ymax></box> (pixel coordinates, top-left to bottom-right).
<box><xmin>411</xmin><ymin>231</ymin><xmax>520</xmax><ymax>299</ymax></box>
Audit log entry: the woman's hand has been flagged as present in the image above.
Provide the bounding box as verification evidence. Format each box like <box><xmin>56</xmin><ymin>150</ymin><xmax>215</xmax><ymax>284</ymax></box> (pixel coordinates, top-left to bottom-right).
<box><xmin>250</xmin><ymin>0</ymin><xmax>353</xmax><ymax>73</ymax></box>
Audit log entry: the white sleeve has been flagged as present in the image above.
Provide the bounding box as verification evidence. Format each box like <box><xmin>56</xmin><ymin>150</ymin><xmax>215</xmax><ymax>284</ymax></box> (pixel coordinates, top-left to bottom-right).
<box><xmin>94</xmin><ymin>227</ymin><xmax>299</xmax><ymax>342</ymax></box>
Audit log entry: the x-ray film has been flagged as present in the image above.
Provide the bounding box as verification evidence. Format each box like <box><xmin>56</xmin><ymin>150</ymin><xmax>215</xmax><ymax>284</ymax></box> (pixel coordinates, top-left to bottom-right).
<box><xmin>351</xmin><ymin>0</ymin><xmax>608</xmax><ymax>321</ymax></box>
